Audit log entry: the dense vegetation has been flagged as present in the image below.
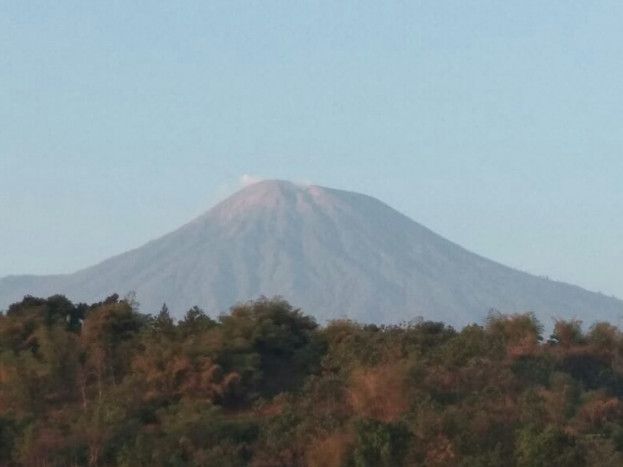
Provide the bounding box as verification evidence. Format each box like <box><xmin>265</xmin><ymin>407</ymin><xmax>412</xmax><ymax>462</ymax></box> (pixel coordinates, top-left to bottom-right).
<box><xmin>2</xmin><ymin>294</ymin><xmax>623</xmax><ymax>466</ymax></box>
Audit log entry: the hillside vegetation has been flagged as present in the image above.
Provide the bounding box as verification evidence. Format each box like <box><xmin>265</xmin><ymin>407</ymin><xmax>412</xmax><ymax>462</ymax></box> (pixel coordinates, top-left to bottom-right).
<box><xmin>2</xmin><ymin>295</ymin><xmax>623</xmax><ymax>465</ymax></box>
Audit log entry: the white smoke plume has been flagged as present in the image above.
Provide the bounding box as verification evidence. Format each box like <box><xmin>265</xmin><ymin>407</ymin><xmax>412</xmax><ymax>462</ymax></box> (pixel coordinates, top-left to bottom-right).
<box><xmin>239</xmin><ymin>174</ymin><xmax>264</xmax><ymax>187</ymax></box>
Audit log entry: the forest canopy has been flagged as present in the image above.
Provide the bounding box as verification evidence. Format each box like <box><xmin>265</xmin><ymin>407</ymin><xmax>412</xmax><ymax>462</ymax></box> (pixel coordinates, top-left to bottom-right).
<box><xmin>1</xmin><ymin>294</ymin><xmax>623</xmax><ymax>466</ymax></box>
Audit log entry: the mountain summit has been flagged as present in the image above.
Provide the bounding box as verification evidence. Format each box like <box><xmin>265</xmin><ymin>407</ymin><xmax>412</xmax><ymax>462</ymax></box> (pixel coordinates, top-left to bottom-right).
<box><xmin>1</xmin><ymin>180</ymin><xmax>622</xmax><ymax>326</ymax></box>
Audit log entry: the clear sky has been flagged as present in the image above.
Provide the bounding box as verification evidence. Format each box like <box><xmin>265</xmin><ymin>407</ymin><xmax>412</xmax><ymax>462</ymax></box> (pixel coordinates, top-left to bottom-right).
<box><xmin>1</xmin><ymin>1</ymin><xmax>622</xmax><ymax>299</ymax></box>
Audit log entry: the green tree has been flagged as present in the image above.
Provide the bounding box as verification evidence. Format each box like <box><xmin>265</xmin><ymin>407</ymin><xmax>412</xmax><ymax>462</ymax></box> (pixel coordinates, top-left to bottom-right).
<box><xmin>515</xmin><ymin>425</ymin><xmax>584</xmax><ymax>467</ymax></box>
<box><xmin>349</xmin><ymin>418</ymin><xmax>412</xmax><ymax>467</ymax></box>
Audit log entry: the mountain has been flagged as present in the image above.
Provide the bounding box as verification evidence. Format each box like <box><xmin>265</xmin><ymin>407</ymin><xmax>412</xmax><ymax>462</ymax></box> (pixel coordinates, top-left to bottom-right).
<box><xmin>1</xmin><ymin>180</ymin><xmax>622</xmax><ymax>326</ymax></box>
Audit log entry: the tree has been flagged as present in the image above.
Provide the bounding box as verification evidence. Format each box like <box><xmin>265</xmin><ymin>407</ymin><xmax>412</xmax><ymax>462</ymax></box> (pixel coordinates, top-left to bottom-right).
<box><xmin>550</xmin><ymin>320</ymin><xmax>584</xmax><ymax>347</ymax></box>
<box><xmin>152</xmin><ymin>303</ymin><xmax>175</xmax><ymax>337</ymax></box>
<box><xmin>515</xmin><ymin>425</ymin><xmax>584</xmax><ymax>467</ymax></box>
<box><xmin>349</xmin><ymin>418</ymin><xmax>412</xmax><ymax>467</ymax></box>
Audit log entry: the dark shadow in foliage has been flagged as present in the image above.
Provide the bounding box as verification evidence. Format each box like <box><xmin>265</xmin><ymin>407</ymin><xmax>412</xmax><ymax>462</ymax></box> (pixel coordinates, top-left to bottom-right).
<box><xmin>219</xmin><ymin>297</ymin><xmax>327</xmax><ymax>401</ymax></box>
<box><xmin>512</xmin><ymin>355</ymin><xmax>551</xmax><ymax>387</ymax></box>
<box><xmin>0</xmin><ymin>417</ymin><xmax>17</xmax><ymax>464</ymax></box>
<box><xmin>559</xmin><ymin>354</ymin><xmax>609</xmax><ymax>389</ymax></box>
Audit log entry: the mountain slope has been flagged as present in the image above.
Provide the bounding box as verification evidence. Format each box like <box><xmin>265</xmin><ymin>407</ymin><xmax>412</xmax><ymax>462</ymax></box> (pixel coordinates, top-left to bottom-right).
<box><xmin>1</xmin><ymin>180</ymin><xmax>622</xmax><ymax>326</ymax></box>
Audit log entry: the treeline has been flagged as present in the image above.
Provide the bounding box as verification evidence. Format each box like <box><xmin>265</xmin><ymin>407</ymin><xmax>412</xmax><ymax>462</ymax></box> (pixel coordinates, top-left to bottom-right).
<box><xmin>2</xmin><ymin>295</ymin><xmax>623</xmax><ymax>466</ymax></box>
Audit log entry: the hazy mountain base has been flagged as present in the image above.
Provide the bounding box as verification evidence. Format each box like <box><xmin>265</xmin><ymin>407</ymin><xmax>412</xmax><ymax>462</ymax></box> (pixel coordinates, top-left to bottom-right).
<box><xmin>2</xmin><ymin>294</ymin><xmax>623</xmax><ymax>465</ymax></box>
<box><xmin>1</xmin><ymin>180</ymin><xmax>622</xmax><ymax>328</ymax></box>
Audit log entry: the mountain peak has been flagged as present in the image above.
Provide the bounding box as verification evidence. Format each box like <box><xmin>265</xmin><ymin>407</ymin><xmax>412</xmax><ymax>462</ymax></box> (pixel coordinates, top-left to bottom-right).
<box><xmin>242</xmin><ymin>178</ymin><xmax>301</xmax><ymax>192</ymax></box>
<box><xmin>210</xmin><ymin>179</ymin><xmax>331</xmax><ymax>220</ymax></box>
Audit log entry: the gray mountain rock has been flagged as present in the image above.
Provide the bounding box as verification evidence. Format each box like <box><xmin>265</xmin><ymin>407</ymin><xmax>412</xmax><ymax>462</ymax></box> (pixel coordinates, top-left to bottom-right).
<box><xmin>1</xmin><ymin>180</ymin><xmax>622</xmax><ymax>327</ymax></box>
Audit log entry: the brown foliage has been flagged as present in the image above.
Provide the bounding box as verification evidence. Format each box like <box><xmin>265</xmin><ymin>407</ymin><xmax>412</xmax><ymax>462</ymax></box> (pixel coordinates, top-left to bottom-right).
<box><xmin>131</xmin><ymin>343</ymin><xmax>239</xmax><ymax>403</ymax></box>
<box><xmin>347</xmin><ymin>361</ymin><xmax>411</xmax><ymax>421</ymax></box>
<box><xmin>306</xmin><ymin>430</ymin><xmax>353</xmax><ymax>467</ymax></box>
<box><xmin>424</xmin><ymin>435</ymin><xmax>456</xmax><ymax>467</ymax></box>
<box><xmin>577</xmin><ymin>392</ymin><xmax>623</xmax><ymax>430</ymax></box>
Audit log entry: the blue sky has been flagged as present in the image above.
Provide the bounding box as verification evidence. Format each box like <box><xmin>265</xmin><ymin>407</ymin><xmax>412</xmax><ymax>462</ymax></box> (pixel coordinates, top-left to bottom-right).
<box><xmin>1</xmin><ymin>1</ymin><xmax>622</xmax><ymax>300</ymax></box>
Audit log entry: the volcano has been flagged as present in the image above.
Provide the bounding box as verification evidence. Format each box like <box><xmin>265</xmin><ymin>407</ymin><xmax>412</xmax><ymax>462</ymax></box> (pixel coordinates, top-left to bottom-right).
<box><xmin>1</xmin><ymin>180</ymin><xmax>621</xmax><ymax>326</ymax></box>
